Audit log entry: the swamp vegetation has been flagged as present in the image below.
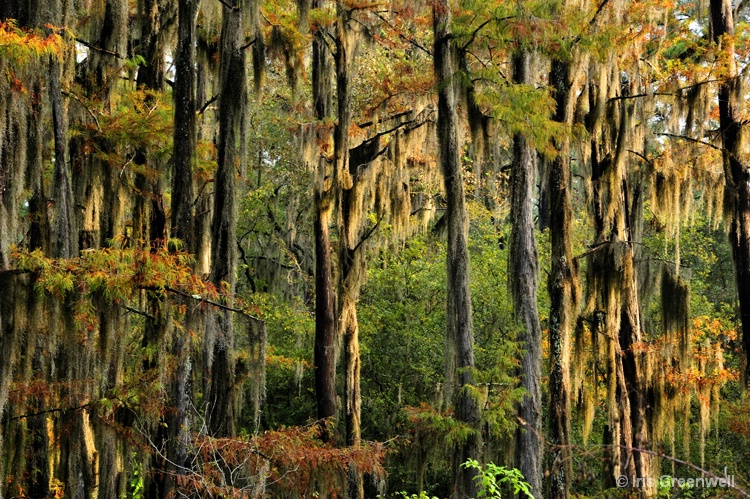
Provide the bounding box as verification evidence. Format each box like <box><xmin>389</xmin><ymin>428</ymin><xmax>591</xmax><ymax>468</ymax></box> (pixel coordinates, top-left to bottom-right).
<box><xmin>1</xmin><ymin>0</ymin><xmax>750</xmax><ymax>497</ymax></box>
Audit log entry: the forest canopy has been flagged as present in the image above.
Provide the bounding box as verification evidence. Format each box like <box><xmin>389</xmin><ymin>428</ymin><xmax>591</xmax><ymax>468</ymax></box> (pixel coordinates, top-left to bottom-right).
<box><xmin>1</xmin><ymin>0</ymin><xmax>750</xmax><ymax>498</ymax></box>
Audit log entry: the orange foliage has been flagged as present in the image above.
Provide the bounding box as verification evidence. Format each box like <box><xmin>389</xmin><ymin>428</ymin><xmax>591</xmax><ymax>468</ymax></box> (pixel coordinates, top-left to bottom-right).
<box><xmin>0</xmin><ymin>20</ymin><xmax>64</xmax><ymax>63</ymax></box>
<box><xmin>179</xmin><ymin>425</ymin><xmax>386</xmax><ymax>497</ymax></box>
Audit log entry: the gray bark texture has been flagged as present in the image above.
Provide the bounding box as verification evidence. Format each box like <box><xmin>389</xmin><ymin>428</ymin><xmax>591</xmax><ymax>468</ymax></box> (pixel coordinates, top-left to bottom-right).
<box><xmin>206</xmin><ymin>0</ymin><xmax>245</xmax><ymax>438</ymax></box>
<box><xmin>433</xmin><ymin>2</ymin><xmax>480</xmax><ymax>497</ymax></box>
<box><xmin>510</xmin><ymin>50</ymin><xmax>543</xmax><ymax>499</ymax></box>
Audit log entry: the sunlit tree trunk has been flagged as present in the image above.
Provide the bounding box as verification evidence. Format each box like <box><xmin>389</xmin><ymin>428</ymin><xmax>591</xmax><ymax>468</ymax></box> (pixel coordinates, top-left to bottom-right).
<box><xmin>332</xmin><ymin>6</ymin><xmax>364</xmax><ymax>498</ymax></box>
<box><xmin>311</xmin><ymin>0</ymin><xmax>337</xmax><ymax>442</ymax></box>
<box><xmin>433</xmin><ymin>2</ymin><xmax>480</xmax><ymax>497</ymax></box>
<box><xmin>586</xmin><ymin>58</ymin><xmax>651</xmax><ymax>489</ymax></box>
<box><xmin>547</xmin><ymin>54</ymin><xmax>579</xmax><ymax>499</ymax></box>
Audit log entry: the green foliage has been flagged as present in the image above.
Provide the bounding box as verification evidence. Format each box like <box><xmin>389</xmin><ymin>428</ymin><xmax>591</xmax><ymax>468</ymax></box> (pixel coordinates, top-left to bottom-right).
<box><xmin>125</xmin><ymin>454</ymin><xmax>144</xmax><ymax>499</ymax></box>
<box><xmin>243</xmin><ymin>292</ymin><xmax>315</xmax><ymax>429</ymax></box>
<box><xmin>461</xmin><ymin>458</ymin><xmax>534</xmax><ymax>499</ymax></box>
<box><xmin>10</xmin><ymin>246</ymin><xmax>211</xmax><ymax>332</ymax></box>
<box><xmin>393</xmin><ymin>492</ymin><xmax>440</xmax><ymax>499</ymax></box>
<box><xmin>85</xmin><ymin>88</ymin><xmax>174</xmax><ymax>169</ymax></box>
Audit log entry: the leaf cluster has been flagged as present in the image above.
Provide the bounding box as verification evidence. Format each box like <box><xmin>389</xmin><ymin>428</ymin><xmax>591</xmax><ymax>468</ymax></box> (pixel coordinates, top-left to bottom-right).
<box><xmin>0</xmin><ymin>20</ymin><xmax>65</xmax><ymax>64</ymax></box>
<box><xmin>461</xmin><ymin>458</ymin><xmax>534</xmax><ymax>499</ymax></box>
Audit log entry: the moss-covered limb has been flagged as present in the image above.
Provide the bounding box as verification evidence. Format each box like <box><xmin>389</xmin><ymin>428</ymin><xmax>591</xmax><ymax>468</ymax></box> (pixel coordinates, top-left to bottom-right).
<box><xmin>583</xmin><ymin>50</ymin><xmax>653</xmax><ymax>488</ymax></box>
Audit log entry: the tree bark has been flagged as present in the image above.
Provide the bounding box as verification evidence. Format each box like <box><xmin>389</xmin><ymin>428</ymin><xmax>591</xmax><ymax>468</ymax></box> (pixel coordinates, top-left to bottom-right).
<box><xmin>311</xmin><ymin>0</ymin><xmax>337</xmax><ymax>442</ymax></box>
<box><xmin>711</xmin><ymin>0</ymin><xmax>750</xmax><ymax>386</ymax></box>
<box><xmin>163</xmin><ymin>0</ymin><xmax>199</xmax><ymax>494</ymax></box>
<box><xmin>510</xmin><ymin>50</ymin><xmax>543</xmax><ymax>499</ymax></box>
<box><xmin>206</xmin><ymin>0</ymin><xmax>245</xmax><ymax>438</ymax></box>
<box><xmin>172</xmin><ymin>0</ymin><xmax>198</xmax><ymax>248</ymax></box>
<box><xmin>433</xmin><ymin>2</ymin><xmax>480</xmax><ymax>497</ymax></box>
<box><xmin>547</xmin><ymin>56</ymin><xmax>577</xmax><ymax>499</ymax></box>
<box><xmin>332</xmin><ymin>6</ymin><xmax>364</xmax><ymax>498</ymax></box>
<box><xmin>50</xmin><ymin>59</ymin><xmax>76</xmax><ymax>259</ymax></box>
<box><xmin>314</xmin><ymin>199</ymin><xmax>337</xmax><ymax>435</ymax></box>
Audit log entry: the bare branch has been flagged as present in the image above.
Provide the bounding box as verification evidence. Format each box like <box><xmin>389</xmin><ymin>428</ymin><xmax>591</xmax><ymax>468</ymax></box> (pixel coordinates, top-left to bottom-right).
<box><xmin>124</xmin><ymin>305</ymin><xmax>156</xmax><ymax>320</ymax></box>
<box><xmin>198</xmin><ymin>94</ymin><xmax>220</xmax><ymax>115</ymax></box>
<box><xmin>75</xmin><ymin>37</ymin><xmax>125</xmax><ymax>59</ymax></box>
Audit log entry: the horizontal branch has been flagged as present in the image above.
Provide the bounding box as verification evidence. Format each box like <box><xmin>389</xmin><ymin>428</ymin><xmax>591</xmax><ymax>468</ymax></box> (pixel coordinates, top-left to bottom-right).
<box><xmin>75</xmin><ymin>37</ymin><xmax>125</xmax><ymax>59</ymax></box>
<box><xmin>7</xmin><ymin>401</ymin><xmax>95</xmax><ymax>422</ymax></box>
<box><xmin>161</xmin><ymin>286</ymin><xmax>264</xmax><ymax>324</ymax></box>
<box><xmin>656</xmin><ymin>132</ymin><xmax>723</xmax><ymax>152</ymax></box>
<box><xmin>124</xmin><ymin>305</ymin><xmax>156</xmax><ymax>320</ymax></box>
<box><xmin>358</xmin><ymin>109</ymin><xmax>413</xmax><ymax>129</ymax></box>
<box><xmin>244</xmin><ymin>255</ymin><xmax>297</xmax><ymax>270</ymax></box>
<box><xmin>607</xmin><ymin>91</ymin><xmax>674</xmax><ymax>102</ymax></box>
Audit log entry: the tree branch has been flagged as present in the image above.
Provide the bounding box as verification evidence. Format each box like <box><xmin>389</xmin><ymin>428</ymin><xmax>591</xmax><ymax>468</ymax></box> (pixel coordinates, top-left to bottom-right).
<box><xmin>373</xmin><ymin>12</ymin><xmax>431</xmax><ymax>55</ymax></box>
<box><xmin>7</xmin><ymin>401</ymin><xmax>96</xmax><ymax>422</ymax></box>
<box><xmin>656</xmin><ymin>132</ymin><xmax>723</xmax><ymax>152</ymax></box>
<box><xmin>75</xmin><ymin>37</ymin><xmax>126</xmax><ymax>59</ymax></box>
<box><xmin>353</xmin><ymin>215</ymin><xmax>383</xmax><ymax>254</ymax></box>
<box><xmin>160</xmin><ymin>286</ymin><xmax>264</xmax><ymax>323</ymax></box>
<box><xmin>198</xmin><ymin>94</ymin><xmax>220</xmax><ymax>115</ymax></box>
<box><xmin>124</xmin><ymin>305</ymin><xmax>156</xmax><ymax>320</ymax></box>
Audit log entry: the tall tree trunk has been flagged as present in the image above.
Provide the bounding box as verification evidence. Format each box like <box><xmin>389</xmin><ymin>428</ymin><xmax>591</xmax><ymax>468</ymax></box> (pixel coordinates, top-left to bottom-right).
<box><xmin>510</xmin><ymin>50</ymin><xmax>543</xmax><ymax>499</ymax></box>
<box><xmin>27</xmin><ymin>80</ymin><xmax>49</xmax><ymax>253</ymax></box>
<box><xmin>333</xmin><ymin>6</ymin><xmax>364</xmax><ymax>498</ymax></box>
<box><xmin>163</xmin><ymin>0</ymin><xmax>199</xmax><ymax>494</ymax></box>
<box><xmin>311</xmin><ymin>0</ymin><xmax>337</xmax><ymax>442</ymax></box>
<box><xmin>711</xmin><ymin>0</ymin><xmax>750</xmax><ymax>386</ymax></box>
<box><xmin>586</xmin><ymin>59</ymin><xmax>651</xmax><ymax>489</ymax></box>
<box><xmin>130</xmin><ymin>4</ymin><xmax>177</xmax><ymax>496</ymax></box>
<box><xmin>314</xmin><ymin>199</ymin><xmax>337</xmax><ymax>436</ymax></box>
<box><xmin>172</xmin><ymin>0</ymin><xmax>198</xmax><ymax>248</ymax></box>
<box><xmin>50</xmin><ymin>59</ymin><xmax>76</xmax><ymax>259</ymax></box>
<box><xmin>206</xmin><ymin>0</ymin><xmax>245</xmax><ymax>438</ymax></box>
<box><xmin>547</xmin><ymin>55</ymin><xmax>578</xmax><ymax>499</ymax></box>
<box><xmin>133</xmin><ymin>0</ymin><xmax>173</xmax><ymax>247</ymax></box>
<box><xmin>433</xmin><ymin>2</ymin><xmax>480</xmax><ymax>497</ymax></box>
